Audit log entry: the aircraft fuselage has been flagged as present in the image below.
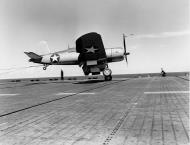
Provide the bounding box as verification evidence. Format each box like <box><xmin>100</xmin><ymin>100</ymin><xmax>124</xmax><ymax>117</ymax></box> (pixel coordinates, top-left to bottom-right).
<box><xmin>39</xmin><ymin>47</ymin><xmax>124</xmax><ymax>65</ymax></box>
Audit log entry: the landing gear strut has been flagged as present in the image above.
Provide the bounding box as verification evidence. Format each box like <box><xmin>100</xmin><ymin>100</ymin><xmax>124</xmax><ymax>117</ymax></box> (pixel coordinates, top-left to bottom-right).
<box><xmin>103</xmin><ymin>68</ymin><xmax>112</xmax><ymax>81</ymax></box>
<box><xmin>43</xmin><ymin>64</ymin><xmax>49</xmax><ymax>70</ymax></box>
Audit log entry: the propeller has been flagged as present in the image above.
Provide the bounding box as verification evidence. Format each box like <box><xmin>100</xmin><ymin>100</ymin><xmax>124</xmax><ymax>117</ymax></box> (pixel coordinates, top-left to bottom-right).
<box><xmin>123</xmin><ymin>34</ymin><xmax>133</xmax><ymax>65</ymax></box>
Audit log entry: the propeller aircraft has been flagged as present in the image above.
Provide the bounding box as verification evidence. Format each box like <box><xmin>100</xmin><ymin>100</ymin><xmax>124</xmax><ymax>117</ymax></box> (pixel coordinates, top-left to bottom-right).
<box><xmin>25</xmin><ymin>32</ymin><xmax>130</xmax><ymax>81</ymax></box>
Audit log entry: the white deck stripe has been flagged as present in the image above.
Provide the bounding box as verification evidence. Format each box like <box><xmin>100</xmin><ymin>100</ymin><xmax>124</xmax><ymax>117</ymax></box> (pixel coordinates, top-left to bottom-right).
<box><xmin>56</xmin><ymin>92</ymin><xmax>95</xmax><ymax>95</ymax></box>
<box><xmin>0</xmin><ymin>94</ymin><xmax>19</xmax><ymax>96</ymax></box>
<box><xmin>144</xmin><ymin>91</ymin><xmax>189</xmax><ymax>94</ymax></box>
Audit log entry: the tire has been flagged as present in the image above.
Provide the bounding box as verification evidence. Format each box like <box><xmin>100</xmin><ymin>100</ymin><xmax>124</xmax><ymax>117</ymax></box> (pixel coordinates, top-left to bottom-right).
<box><xmin>105</xmin><ymin>75</ymin><xmax>112</xmax><ymax>81</ymax></box>
<box><xmin>103</xmin><ymin>68</ymin><xmax>112</xmax><ymax>76</ymax></box>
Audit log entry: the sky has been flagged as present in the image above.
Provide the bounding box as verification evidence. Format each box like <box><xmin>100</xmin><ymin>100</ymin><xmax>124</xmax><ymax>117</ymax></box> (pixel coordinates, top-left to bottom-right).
<box><xmin>0</xmin><ymin>0</ymin><xmax>189</xmax><ymax>79</ymax></box>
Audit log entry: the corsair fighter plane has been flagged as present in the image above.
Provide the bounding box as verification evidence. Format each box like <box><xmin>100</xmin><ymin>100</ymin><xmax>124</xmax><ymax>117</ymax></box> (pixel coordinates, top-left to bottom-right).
<box><xmin>25</xmin><ymin>32</ymin><xmax>130</xmax><ymax>81</ymax></box>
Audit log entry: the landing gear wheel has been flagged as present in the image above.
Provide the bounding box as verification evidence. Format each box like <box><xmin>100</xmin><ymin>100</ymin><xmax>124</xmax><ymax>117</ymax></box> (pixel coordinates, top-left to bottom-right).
<box><xmin>103</xmin><ymin>68</ymin><xmax>112</xmax><ymax>76</ymax></box>
<box><xmin>105</xmin><ymin>75</ymin><xmax>112</xmax><ymax>81</ymax></box>
<box><xmin>103</xmin><ymin>68</ymin><xmax>112</xmax><ymax>81</ymax></box>
<box><xmin>43</xmin><ymin>64</ymin><xmax>49</xmax><ymax>70</ymax></box>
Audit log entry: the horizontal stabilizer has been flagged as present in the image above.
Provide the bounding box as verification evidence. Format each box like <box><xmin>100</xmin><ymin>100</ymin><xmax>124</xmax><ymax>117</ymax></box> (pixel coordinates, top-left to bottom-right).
<box><xmin>24</xmin><ymin>52</ymin><xmax>42</xmax><ymax>59</ymax></box>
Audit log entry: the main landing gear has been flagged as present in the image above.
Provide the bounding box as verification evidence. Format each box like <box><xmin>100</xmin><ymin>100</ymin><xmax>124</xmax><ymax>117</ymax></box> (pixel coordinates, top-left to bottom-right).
<box><xmin>43</xmin><ymin>64</ymin><xmax>49</xmax><ymax>70</ymax></box>
<box><xmin>103</xmin><ymin>68</ymin><xmax>112</xmax><ymax>81</ymax></box>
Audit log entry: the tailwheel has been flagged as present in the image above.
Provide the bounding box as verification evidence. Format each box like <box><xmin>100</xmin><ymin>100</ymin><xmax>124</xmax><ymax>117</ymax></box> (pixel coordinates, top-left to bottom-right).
<box><xmin>43</xmin><ymin>64</ymin><xmax>49</xmax><ymax>70</ymax></box>
<box><xmin>103</xmin><ymin>68</ymin><xmax>112</xmax><ymax>81</ymax></box>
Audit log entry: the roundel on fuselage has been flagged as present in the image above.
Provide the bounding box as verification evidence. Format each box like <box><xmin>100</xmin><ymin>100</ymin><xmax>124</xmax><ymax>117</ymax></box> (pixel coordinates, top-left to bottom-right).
<box><xmin>50</xmin><ymin>53</ymin><xmax>60</xmax><ymax>63</ymax></box>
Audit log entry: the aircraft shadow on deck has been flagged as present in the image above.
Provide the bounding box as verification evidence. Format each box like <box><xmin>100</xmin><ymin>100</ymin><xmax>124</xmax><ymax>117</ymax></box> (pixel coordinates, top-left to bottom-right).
<box><xmin>73</xmin><ymin>79</ymin><xmax>105</xmax><ymax>84</ymax></box>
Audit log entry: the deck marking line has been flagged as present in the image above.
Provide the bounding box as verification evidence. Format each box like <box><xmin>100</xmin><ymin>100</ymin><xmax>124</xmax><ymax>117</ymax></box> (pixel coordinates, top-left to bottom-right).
<box><xmin>144</xmin><ymin>91</ymin><xmax>189</xmax><ymax>94</ymax></box>
<box><xmin>0</xmin><ymin>79</ymin><xmax>128</xmax><ymax>118</ymax></box>
<box><xmin>0</xmin><ymin>94</ymin><xmax>19</xmax><ymax>96</ymax></box>
<box><xmin>56</xmin><ymin>92</ymin><xmax>95</xmax><ymax>95</ymax></box>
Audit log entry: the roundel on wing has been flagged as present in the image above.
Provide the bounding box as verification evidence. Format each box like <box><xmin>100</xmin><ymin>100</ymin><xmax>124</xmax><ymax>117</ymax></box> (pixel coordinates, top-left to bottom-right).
<box><xmin>50</xmin><ymin>53</ymin><xmax>60</xmax><ymax>63</ymax></box>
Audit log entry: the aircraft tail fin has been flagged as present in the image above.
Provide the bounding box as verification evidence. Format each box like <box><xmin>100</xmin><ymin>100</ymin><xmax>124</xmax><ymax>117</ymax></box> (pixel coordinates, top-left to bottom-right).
<box><xmin>24</xmin><ymin>52</ymin><xmax>42</xmax><ymax>59</ymax></box>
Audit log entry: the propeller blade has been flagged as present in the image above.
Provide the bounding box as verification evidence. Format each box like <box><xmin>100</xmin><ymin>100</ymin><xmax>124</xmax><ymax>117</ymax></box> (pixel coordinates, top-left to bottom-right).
<box><xmin>124</xmin><ymin>55</ymin><xmax>128</xmax><ymax>65</ymax></box>
<box><xmin>123</xmin><ymin>34</ymin><xmax>126</xmax><ymax>54</ymax></box>
<box><xmin>123</xmin><ymin>34</ymin><xmax>133</xmax><ymax>65</ymax></box>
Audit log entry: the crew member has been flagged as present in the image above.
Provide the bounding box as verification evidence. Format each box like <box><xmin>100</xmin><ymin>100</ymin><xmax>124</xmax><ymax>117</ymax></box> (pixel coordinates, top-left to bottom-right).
<box><xmin>161</xmin><ymin>68</ymin><xmax>166</xmax><ymax>77</ymax></box>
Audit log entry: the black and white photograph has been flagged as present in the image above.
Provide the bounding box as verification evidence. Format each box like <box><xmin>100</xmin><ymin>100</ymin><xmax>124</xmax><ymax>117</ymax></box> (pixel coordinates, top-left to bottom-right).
<box><xmin>0</xmin><ymin>0</ymin><xmax>189</xmax><ymax>144</ymax></box>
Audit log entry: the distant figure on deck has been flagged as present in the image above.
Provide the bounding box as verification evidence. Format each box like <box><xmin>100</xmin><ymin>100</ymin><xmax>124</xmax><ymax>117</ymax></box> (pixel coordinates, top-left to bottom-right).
<box><xmin>161</xmin><ymin>68</ymin><xmax>166</xmax><ymax>77</ymax></box>
<box><xmin>61</xmin><ymin>69</ymin><xmax>64</xmax><ymax>80</ymax></box>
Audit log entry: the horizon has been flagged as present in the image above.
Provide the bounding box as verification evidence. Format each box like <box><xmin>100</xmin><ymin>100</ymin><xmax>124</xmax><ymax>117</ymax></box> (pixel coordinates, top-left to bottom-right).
<box><xmin>0</xmin><ymin>71</ymin><xmax>189</xmax><ymax>81</ymax></box>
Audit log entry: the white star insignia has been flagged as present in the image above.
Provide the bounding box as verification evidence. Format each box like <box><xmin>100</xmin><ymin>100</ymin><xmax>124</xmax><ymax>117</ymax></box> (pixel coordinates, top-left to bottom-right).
<box><xmin>50</xmin><ymin>54</ymin><xmax>60</xmax><ymax>63</ymax></box>
<box><xmin>85</xmin><ymin>46</ymin><xmax>98</xmax><ymax>53</ymax></box>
